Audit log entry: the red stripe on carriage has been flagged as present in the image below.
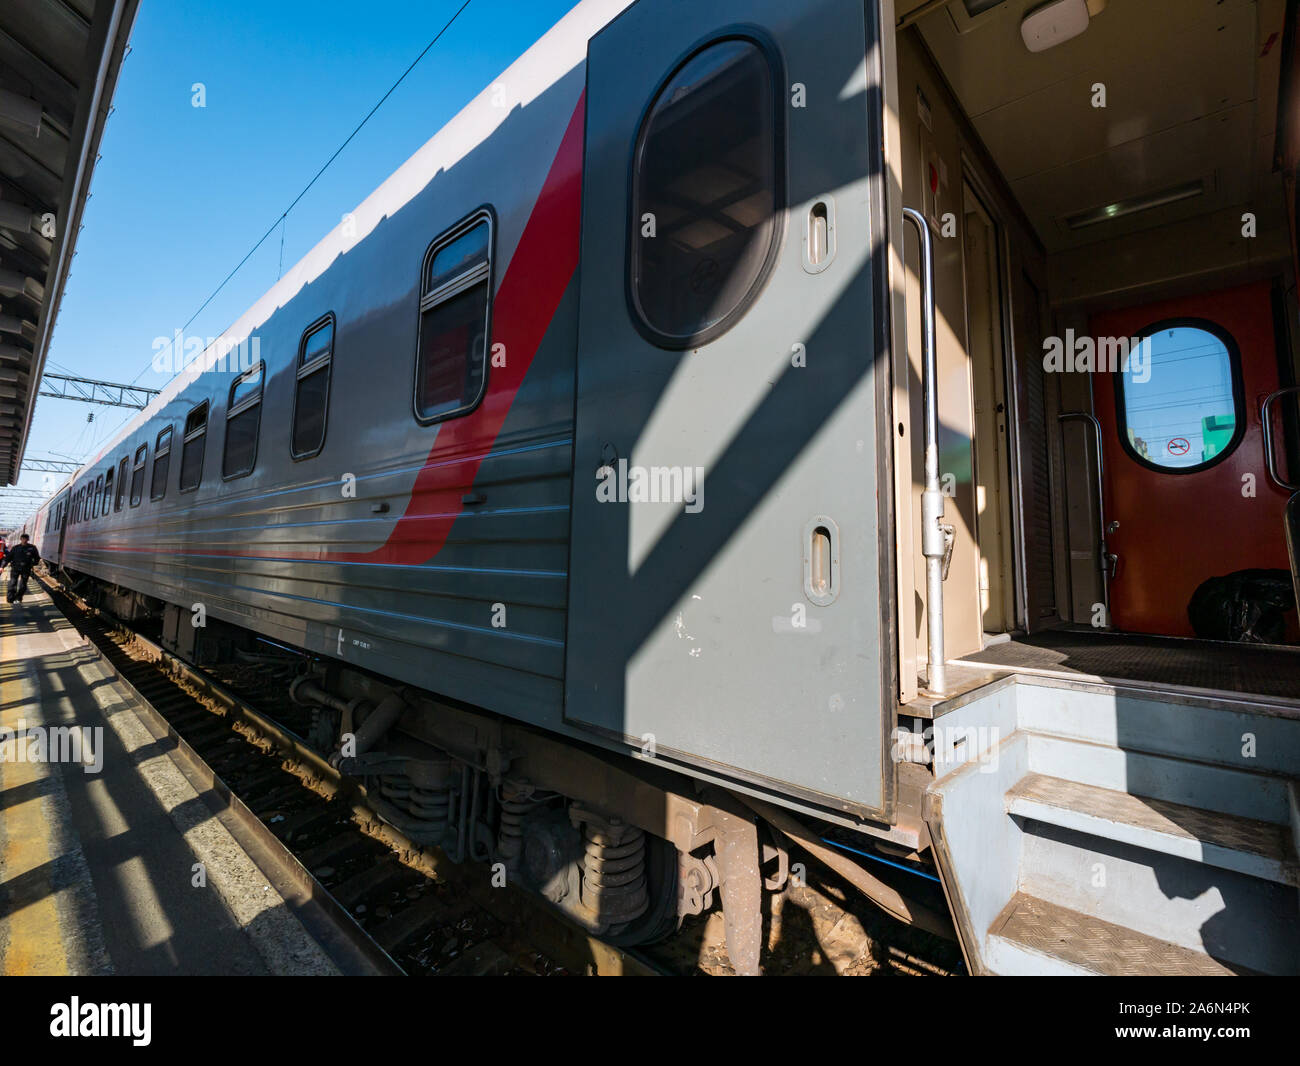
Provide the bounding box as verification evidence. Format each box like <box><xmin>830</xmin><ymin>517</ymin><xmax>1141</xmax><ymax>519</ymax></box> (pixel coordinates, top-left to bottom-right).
<box><xmin>340</xmin><ymin>90</ymin><xmax>586</xmax><ymax>565</ymax></box>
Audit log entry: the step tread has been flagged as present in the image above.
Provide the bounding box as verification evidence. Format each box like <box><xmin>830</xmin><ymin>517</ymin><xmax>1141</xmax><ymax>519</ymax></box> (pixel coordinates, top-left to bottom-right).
<box><xmin>990</xmin><ymin>893</ymin><xmax>1240</xmax><ymax>976</ymax></box>
<box><xmin>1007</xmin><ymin>772</ymin><xmax>1296</xmax><ymax>881</ymax></box>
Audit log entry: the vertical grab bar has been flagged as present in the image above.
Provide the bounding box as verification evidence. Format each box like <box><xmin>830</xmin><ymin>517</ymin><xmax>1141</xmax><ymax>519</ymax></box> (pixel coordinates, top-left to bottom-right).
<box><xmin>1058</xmin><ymin>412</ymin><xmax>1110</xmax><ymax>615</ymax></box>
<box><xmin>1261</xmin><ymin>385</ymin><xmax>1300</xmax><ymax>492</ymax></box>
<box><xmin>902</xmin><ymin>207</ymin><xmax>947</xmax><ymax>695</ymax></box>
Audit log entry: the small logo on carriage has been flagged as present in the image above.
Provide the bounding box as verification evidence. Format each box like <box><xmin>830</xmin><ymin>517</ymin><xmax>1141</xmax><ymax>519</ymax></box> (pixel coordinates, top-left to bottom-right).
<box><xmin>595</xmin><ymin>459</ymin><xmax>705</xmax><ymax>513</ymax></box>
<box><xmin>50</xmin><ymin>998</ymin><xmax>151</xmax><ymax>1046</ymax></box>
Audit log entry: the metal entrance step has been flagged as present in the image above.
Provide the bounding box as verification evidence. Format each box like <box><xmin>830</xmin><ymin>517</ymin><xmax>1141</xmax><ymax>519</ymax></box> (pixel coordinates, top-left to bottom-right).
<box><xmin>1006</xmin><ymin>772</ymin><xmax>1298</xmax><ymax>886</ymax></box>
<box><xmin>987</xmin><ymin>893</ymin><xmax>1244</xmax><ymax>976</ymax></box>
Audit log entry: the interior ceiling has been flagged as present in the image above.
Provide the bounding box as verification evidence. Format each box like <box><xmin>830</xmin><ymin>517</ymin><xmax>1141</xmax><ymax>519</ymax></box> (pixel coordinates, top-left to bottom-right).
<box><xmin>916</xmin><ymin>0</ymin><xmax>1288</xmax><ymax>254</ymax></box>
<box><xmin>0</xmin><ymin>0</ymin><xmax>138</xmax><ymax>485</ymax></box>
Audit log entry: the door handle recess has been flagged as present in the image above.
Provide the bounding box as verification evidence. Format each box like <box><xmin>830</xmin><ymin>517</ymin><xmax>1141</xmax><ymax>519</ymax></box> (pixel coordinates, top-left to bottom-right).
<box><xmin>804</xmin><ymin>516</ymin><xmax>840</xmax><ymax>606</ymax></box>
<box><xmin>802</xmin><ymin>198</ymin><xmax>836</xmax><ymax>274</ymax></box>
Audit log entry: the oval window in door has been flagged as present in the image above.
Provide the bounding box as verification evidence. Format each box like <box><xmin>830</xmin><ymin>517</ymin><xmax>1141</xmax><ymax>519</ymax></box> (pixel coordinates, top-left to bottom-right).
<box><xmin>1116</xmin><ymin>320</ymin><xmax>1244</xmax><ymax>472</ymax></box>
<box><xmin>629</xmin><ymin>37</ymin><xmax>783</xmax><ymax>349</ymax></box>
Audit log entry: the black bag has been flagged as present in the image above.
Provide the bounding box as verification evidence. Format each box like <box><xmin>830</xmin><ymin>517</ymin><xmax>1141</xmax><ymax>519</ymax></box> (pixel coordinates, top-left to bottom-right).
<box><xmin>1187</xmin><ymin>569</ymin><xmax>1296</xmax><ymax>643</ymax></box>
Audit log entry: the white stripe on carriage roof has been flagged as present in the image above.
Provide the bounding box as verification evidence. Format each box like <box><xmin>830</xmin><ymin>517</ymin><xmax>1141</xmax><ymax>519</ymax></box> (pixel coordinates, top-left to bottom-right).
<box><xmin>79</xmin><ymin>0</ymin><xmax>635</xmax><ymax>475</ymax></box>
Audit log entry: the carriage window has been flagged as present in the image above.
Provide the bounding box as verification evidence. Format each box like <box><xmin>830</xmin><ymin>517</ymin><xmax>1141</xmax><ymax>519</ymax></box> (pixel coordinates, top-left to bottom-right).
<box><xmin>151</xmin><ymin>425</ymin><xmax>173</xmax><ymax>500</ymax></box>
<box><xmin>180</xmin><ymin>401</ymin><xmax>209</xmax><ymax>491</ymax></box>
<box><xmin>415</xmin><ymin>213</ymin><xmax>491</xmax><ymax>423</ymax></box>
<box><xmin>630</xmin><ymin>37</ymin><xmax>782</xmax><ymax>348</ymax></box>
<box><xmin>292</xmin><ymin>315</ymin><xmax>334</xmax><ymax>458</ymax></box>
<box><xmin>92</xmin><ymin>475</ymin><xmax>103</xmax><ymax>518</ymax></box>
<box><xmin>1118</xmin><ymin>322</ymin><xmax>1241</xmax><ymax>472</ymax></box>
<box><xmin>115</xmin><ymin>456</ymin><xmax>128</xmax><ymax>510</ymax></box>
<box><xmin>102</xmin><ymin>468</ymin><xmax>114</xmax><ymax>516</ymax></box>
<box><xmin>224</xmin><ymin>362</ymin><xmax>263</xmax><ymax>478</ymax></box>
<box><xmin>130</xmin><ymin>444</ymin><xmax>148</xmax><ymax>507</ymax></box>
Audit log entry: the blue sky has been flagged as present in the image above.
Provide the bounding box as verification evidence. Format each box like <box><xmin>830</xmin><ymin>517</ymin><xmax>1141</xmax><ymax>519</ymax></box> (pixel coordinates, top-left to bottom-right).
<box><xmin>1121</xmin><ymin>327</ymin><xmax>1236</xmax><ymax>467</ymax></box>
<box><xmin>19</xmin><ymin>0</ymin><xmax>577</xmax><ymax>491</ymax></box>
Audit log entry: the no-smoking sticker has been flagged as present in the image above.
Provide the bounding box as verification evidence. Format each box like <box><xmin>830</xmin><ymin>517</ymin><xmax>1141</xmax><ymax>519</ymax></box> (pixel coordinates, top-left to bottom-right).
<box><xmin>1167</xmin><ymin>437</ymin><xmax>1190</xmax><ymax>456</ymax></box>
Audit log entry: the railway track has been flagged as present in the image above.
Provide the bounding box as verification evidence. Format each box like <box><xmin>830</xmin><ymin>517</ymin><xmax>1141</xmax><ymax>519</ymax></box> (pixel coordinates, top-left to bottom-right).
<box><xmin>42</xmin><ymin>573</ymin><xmax>961</xmax><ymax>977</ymax></box>
<box><xmin>41</xmin><ymin>575</ymin><xmax>661</xmax><ymax>976</ymax></box>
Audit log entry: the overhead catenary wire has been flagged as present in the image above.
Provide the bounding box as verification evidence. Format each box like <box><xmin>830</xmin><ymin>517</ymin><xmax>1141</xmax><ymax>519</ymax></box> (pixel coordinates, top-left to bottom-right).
<box><xmin>128</xmin><ymin>0</ymin><xmax>474</xmax><ymax>387</ymax></box>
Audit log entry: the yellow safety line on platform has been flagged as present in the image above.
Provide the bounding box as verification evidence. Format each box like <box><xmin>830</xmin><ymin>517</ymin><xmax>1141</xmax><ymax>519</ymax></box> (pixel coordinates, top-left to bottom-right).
<box><xmin>0</xmin><ymin>603</ymin><xmax>71</xmax><ymax>975</ymax></box>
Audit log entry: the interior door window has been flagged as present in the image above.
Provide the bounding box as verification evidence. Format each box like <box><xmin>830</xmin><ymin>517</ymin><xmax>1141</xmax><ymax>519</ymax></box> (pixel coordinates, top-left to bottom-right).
<box><xmin>1117</xmin><ymin>321</ymin><xmax>1242</xmax><ymax>472</ymax></box>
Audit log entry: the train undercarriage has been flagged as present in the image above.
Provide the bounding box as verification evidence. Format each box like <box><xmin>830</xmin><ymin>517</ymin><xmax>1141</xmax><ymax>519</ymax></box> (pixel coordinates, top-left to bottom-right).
<box><xmin>58</xmin><ymin>568</ymin><xmax>951</xmax><ymax>972</ymax></box>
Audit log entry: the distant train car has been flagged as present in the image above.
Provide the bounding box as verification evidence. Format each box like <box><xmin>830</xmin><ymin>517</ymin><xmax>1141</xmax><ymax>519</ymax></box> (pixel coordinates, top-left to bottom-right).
<box><xmin>26</xmin><ymin>0</ymin><xmax>1300</xmax><ymax>974</ymax></box>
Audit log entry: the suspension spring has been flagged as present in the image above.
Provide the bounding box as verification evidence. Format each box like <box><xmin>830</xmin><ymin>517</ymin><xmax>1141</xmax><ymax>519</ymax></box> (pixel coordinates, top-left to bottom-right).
<box><xmin>497</xmin><ymin>784</ymin><xmax>541</xmax><ymax>861</ymax></box>
<box><xmin>409</xmin><ymin>785</ymin><xmax>451</xmax><ymax>831</ymax></box>
<box><xmin>379</xmin><ymin>773</ymin><xmax>412</xmax><ymax>809</ymax></box>
<box><xmin>580</xmin><ymin>823</ymin><xmax>648</xmax><ymax>926</ymax></box>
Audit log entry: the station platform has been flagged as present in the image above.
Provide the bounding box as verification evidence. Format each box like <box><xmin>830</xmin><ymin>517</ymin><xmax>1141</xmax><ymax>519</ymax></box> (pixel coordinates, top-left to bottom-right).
<box><xmin>0</xmin><ymin>584</ymin><xmax>340</xmax><ymax>975</ymax></box>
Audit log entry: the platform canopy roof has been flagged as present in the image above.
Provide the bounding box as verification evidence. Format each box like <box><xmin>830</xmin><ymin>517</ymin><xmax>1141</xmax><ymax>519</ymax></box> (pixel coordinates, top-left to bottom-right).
<box><xmin>0</xmin><ymin>0</ymin><xmax>139</xmax><ymax>485</ymax></box>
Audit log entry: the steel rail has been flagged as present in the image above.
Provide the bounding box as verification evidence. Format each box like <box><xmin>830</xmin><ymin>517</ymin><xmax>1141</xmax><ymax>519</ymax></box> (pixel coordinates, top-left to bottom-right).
<box><xmin>43</xmin><ymin>574</ymin><xmax>664</xmax><ymax>977</ymax></box>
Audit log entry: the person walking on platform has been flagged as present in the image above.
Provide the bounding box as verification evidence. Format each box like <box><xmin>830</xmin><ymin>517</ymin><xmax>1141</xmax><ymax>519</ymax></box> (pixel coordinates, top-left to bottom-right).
<box><xmin>4</xmin><ymin>533</ymin><xmax>40</xmax><ymax>603</ymax></box>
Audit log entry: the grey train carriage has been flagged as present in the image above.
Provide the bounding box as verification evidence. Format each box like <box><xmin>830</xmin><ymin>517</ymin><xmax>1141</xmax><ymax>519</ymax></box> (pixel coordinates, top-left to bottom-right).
<box><xmin>24</xmin><ymin>0</ymin><xmax>1300</xmax><ymax>975</ymax></box>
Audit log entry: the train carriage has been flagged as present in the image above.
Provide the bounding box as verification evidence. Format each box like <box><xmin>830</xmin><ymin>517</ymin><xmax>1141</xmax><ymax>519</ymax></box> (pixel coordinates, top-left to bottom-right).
<box><xmin>20</xmin><ymin>0</ymin><xmax>1300</xmax><ymax>975</ymax></box>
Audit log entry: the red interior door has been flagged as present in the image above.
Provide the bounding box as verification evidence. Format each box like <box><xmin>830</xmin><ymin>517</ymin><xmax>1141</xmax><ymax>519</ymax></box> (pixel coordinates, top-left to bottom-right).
<box><xmin>1091</xmin><ymin>281</ymin><xmax>1292</xmax><ymax>637</ymax></box>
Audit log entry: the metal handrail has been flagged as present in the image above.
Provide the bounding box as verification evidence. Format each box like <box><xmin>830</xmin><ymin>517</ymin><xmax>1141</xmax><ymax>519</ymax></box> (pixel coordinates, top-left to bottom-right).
<box><xmin>902</xmin><ymin>207</ymin><xmax>948</xmax><ymax>694</ymax></box>
<box><xmin>1285</xmin><ymin>492</ymin><xmax>1300</xmax><ymax>610</ymax></box>
<box><xmin>1261</xmin><ymin>385</ymin><xmax>1300</xmax><ymax>492</ymax></box>
<box><xmin>1058</xmin><ymin>411</ymin><xmax>1111</xmax><ymax>612</ymax></box>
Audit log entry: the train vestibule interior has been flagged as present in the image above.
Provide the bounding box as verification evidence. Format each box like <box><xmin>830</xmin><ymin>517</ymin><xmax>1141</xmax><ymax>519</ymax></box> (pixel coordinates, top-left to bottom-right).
<box><xmin>887</xmin><ymin>0</ymin><xmax>1300</xmax><ymax>704</ymax></box>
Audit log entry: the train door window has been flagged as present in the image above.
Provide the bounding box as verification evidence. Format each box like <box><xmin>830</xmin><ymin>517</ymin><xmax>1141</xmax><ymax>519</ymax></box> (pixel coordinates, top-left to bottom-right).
<box><xmin>130</xmin><ymin>444</ymin><xmax>148</xmax><ymax>507</ymax></box>
<box><xmin>1115</xmin><ymin>320</ymin><xmax>1244</xmax><ymax>472</ymax></box>
<box><xmin>180</xmin><ymin>401</ymin><xmax>209</xmax><ymax>491</ymax></box>
<box><xmin>629</xmin><ymin>37</ymin><xmax>783</xmax><ymax>348</ymax></box>
<box><xmin>102</xmin><ymin>468</ymin><xmax>114</xmax><ymax>517</ymax></box>
<box><xmin>292</xmin><ymin>315</ymin><xmax>334</xmax><ymax>459</ymax></box>
<box><xmin>92</xmin><ymin>475</ymin><xmax>103</xmax><ymax>518</ymax></box>
<box><xmin>223</xmin><ymin>363</ymin><xmax>263</xmax><ymax>478</ymax></box>
<box><xmin>151</xmin><ymin>425</ymin><xmax>173</xmax><ymax>500</ymax></box>
<box><xmin>115</xmin><ymin>457</ymin><xmax>129</xmax><ymax>510</ymax></box>
<box><xmin>414</xmin><ymin>211</ymin><xmax>492</xmax><ymax>423</ymax></box>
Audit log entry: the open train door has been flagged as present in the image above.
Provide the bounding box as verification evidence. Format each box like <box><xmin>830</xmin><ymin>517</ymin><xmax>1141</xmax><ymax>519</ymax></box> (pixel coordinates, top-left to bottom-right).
<box><xmin>565</xmin><ymin>0</ymin><xmax>896</xmax><ymax>818</ymax></box>
<box><xmin>55</xmin><ymin>489</ymin><xmax>70</xmax><ymax>561</ymax></box>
